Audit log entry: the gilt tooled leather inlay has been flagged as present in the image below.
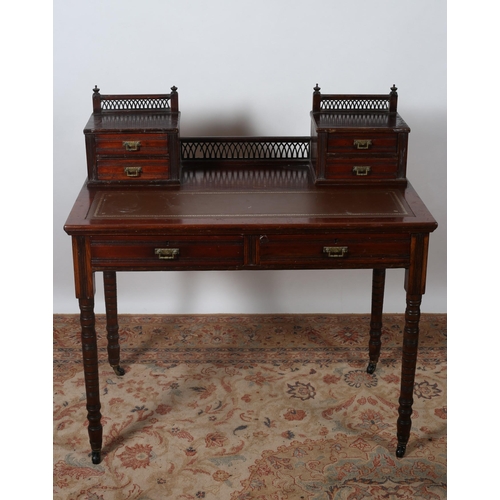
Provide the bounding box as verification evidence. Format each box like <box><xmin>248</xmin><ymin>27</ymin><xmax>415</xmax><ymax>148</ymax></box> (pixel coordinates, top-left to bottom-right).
<box><xmin>91</xmin><ymin>189</ymin><xmax>411</xmax><ymax>219</ymax></box>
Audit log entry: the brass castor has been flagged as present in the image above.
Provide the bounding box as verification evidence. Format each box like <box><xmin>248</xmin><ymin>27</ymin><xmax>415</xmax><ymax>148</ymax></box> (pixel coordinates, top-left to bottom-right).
<box><xmin>91</xmin><ymin>450</ymin><xmax>102</xmax><ymax>464</ymax></box>
<box><xmin>396</xmin><ymin>444</ymin><xmax>406</xmax><ymax>458</ymax></box>
<box><xmin>111</xmin><ymin>364</ymin><xmax>125</xmax><ymax>376</ymax></box>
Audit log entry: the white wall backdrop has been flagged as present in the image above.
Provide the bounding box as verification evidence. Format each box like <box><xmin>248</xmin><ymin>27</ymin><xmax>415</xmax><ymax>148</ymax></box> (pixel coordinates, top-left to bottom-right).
<box><xmin>53</xmin><ymin>0</ymin><xmax>446</xmax><ymax>314</ymax></box>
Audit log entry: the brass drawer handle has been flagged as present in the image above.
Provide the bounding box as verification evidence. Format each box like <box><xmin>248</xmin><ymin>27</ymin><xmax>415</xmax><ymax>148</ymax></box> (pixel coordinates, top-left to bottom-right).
<box><xmin>123</xmin><ymin>141</ymin><xmax>141</xmax><ymax>151</ymax></box>
<box><xmin>124</xmin><ymin>166</ymin><xmax>142</xmax><ymax>177</ymax></box>
<box><xmin>352</xmin><ymin>166</ymin><xmax>371</xmax><ymax>176</ymax></box>
<box><xmin>155</xmin><ymin>248</ymin><xmax>180</xmax><ymax>260</ymax></box>
<box><xmin>353</xmin><ymin>139</ymin><xmax>372</xmax><ymax>150</ymax></box>
<box><xmin>323</xmin><ymin>246</ymin><xmax>348</xmax><ymax>258</ymax></box>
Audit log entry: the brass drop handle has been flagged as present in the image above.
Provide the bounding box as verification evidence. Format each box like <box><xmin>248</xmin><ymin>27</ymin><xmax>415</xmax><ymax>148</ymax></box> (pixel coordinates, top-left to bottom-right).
<box><xmin>123</xmin><ymin>141</ymin><xmax>141</xmax><ymax>151</ymax></box>
<box><xmin>124</xmin><ymin>166</ymin><xmax>142</xmax><ymax>177</ymax></box>
<box><xmin>352</xmin><ymin>166</ymin><xmax>371</xmax><ymax>176</ymax></box>
<box><xmin>323</xmin><ymin>246</ymin><xmax>348</xmax><ymax>258</ymax></box>
<box><xmin>155</xmin><ymin>248</ymin><xmax>180</xmax><ymax>260</ymax></box>
<box><xmin>353</xmin><ymin>139</ymin><xmax>372</xmax><ymax>150</ymax></box>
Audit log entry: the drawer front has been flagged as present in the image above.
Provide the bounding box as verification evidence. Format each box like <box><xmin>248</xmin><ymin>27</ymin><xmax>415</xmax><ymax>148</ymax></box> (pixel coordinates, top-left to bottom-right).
<box><xmin>258</xmin><ymin>233</ymin><xmax>410</xmax><ymax>268</ymax></box>
<box><xmin>96</xmin><ymin>158</ymin><xmax>170</xmax><ymax>181</ymax></box>
<box><xmin>325</xmin><ymin>158</ymin><xmax>399</xmax><ymax>180</ymax></box>
<box><xmin>327</xmin><ymin>133</ymin><xmax>398</xmax><ymax>154</ymax></box>
<box><xmin>91</xmin><ymin>235</ymin><xmax>244</xmax><ymax>270</ymax></box>
<box><xmin>95</xmin><ymin>133</ymin><xmax>169</xmax><ymax>156</ymax></box>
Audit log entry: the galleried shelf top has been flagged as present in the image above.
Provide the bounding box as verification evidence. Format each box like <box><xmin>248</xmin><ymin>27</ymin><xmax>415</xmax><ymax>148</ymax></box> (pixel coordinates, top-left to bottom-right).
<box><xmin>65</xmin><ymin>83</ymin><xmax>436</xmax><ymax>234</ymax></box>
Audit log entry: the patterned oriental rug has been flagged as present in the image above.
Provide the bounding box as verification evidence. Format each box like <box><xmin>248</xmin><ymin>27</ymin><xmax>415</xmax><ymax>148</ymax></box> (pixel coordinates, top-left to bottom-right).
<box><xmin>53</xmin><ymin>314</ymin><xmax>447</xmax><ymax>499</ymax></box>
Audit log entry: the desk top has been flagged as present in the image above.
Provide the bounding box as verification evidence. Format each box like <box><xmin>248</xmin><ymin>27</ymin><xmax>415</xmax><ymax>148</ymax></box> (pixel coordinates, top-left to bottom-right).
<box><xmin>64</xmin><ymin>166</ymin><xmax>437</xmax><ymax>235</ymax></box>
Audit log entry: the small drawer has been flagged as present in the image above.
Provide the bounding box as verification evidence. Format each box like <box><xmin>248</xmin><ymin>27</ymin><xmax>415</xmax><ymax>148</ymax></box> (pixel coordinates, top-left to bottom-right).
<box><xmin>325</xmin><ymin>158</ymin><xmax>399</xmax><ymax>180</ymax></box>
<box><xmin>327</xmin><ymin>133</ymin><xmax>398</xmax><ymax>154</ymax></box>
<box><xmin>95</xmin><ymin>133</ymin><xmax>169</xmax><ymax>156</ymax></box>
<box><xmin>257</xmin><ymin>233</ymin><xmax>410</xmax><ymax>268</ymax></box>
<box><xmin>91</xmin><ymin>235</ymin><xmax>244</xmax><ymax>270</ymax></box>
<box><xmin>96</xmin><ymin>158</ymin><xmax>170</xmax><ymax>181</ymax></box>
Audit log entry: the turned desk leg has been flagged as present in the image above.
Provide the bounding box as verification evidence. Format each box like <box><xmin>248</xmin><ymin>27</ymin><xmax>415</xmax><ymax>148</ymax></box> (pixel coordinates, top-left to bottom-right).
<box><xmin>103</xmin><ymin>271</ymin><xmax>125</xmax><ymax>376</ymax></box>
<box><xmin>395</xmin><ymin>233</ymin><xmax>429</xmax><ymax>458</ymax></box>
<box><xmin>367</xmin><ymin>268</ymin><xmax>386</xmax><ymax>374</ymax></box>
<box><xmin>72</xmin><ymin>236</ymin><xmax>103</xmax><ymax>464</ymax></box>
<box><xmin>79</xmin><ymin>297</ymin><xmax>103</xmax><ymax>465</ymax></box>
<box><xmin>396</xmin><ymin>293</ymin><xmax>422</xmax><ymax>458</ymax></box>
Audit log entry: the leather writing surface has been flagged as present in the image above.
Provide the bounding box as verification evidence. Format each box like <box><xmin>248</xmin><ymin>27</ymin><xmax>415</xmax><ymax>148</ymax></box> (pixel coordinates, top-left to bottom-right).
<box><xmin>92</xmin><ymin>189</ymin><xmax>411</xmax><ymax>219</ymax></box>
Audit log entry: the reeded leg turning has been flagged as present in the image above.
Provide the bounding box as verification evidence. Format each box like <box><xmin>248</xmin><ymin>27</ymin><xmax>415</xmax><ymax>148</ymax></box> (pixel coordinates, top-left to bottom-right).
<box><xmin>103</xmin><ymin>271</ymin><xmax>125</xmax><ymax>376</ymax></box>
<box><xmin>367</xmin><ymin>268</ymin><xmax>386</xmax><ymax>374</ymax></box>
<box><xmin>396</xmin><ymin>293</ymin><xmax>422</xmax><ymax>458</ymax></box>
<box><xmin>79</xmin><ymin>297</ymin><xmax>103</xmax><ymax>464</ymax></box>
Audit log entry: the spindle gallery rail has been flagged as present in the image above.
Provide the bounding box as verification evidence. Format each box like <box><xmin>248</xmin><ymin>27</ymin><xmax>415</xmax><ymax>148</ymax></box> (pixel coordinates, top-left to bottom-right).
<box><xmin>92</xmin><ymin>85</ymin><xmax>179</xmax><ymax>113</ymax></box>
<box><xmin>312</xmin><ymin>84</ymin><xmax>398</xmax><ymax>113</ymax></box>
<box><xmin>181</xmin><ymin>137</ymin><xmax>311</xmax><ymax>162</ymax></box>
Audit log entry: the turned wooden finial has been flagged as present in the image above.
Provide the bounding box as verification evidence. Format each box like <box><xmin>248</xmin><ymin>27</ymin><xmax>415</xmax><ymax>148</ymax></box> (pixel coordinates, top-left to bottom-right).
<box><xmin>92</xmin><ymin>85</ymin><xmax>102</xmax><ymax>113</ymax></box>
<box><xmin>170</xmin><ymin>85</ymin><xmax>179</xmax><ymax>112</ymax></box>
<box><xmin>389</xmin><ymin>84</ymin><xmax>398</xmax><ymax>113</ymax></box>
<box><xmin>313</xmin><ymin>84</ymin><xmax>322</xmax><ymax>112</ymax></box>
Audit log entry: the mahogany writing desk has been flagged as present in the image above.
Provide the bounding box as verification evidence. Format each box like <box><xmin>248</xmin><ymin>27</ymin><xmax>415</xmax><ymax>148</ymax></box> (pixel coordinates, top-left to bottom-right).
<box><xmin>64</xmin><ymin>86</ymin><xmax>437</xmax><ymax>464</ymax></box>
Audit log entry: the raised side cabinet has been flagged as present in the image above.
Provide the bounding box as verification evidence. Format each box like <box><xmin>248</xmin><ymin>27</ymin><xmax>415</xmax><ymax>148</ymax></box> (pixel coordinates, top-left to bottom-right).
<box><xmin>84</xmin><ymin>86</ymin><xmax>181</xmax><ymax>185</ymax></box>
<box><xmin>311</xmin><ymin>84</ymin><xmax>410</xmax><ymax>185</ymax></box>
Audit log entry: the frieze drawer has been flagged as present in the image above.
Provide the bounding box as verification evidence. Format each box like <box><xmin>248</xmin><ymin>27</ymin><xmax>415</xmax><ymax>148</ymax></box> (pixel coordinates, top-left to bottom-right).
<box><xmin>90</xmin><ymin>235</ymin><xmax>244</xmax><ymax>270</ymax></box>
<box><xmin>257</xmin><ymin>233</ymin><xmax>410</xmax><ymax>268</ymax></box>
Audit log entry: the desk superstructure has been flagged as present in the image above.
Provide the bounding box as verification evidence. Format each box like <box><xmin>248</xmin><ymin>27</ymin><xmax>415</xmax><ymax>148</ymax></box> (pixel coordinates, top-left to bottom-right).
<box><xmin>64</xmin><ymin>85</ymin><xmax>437</xmax><ymax>464</ymax></box>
